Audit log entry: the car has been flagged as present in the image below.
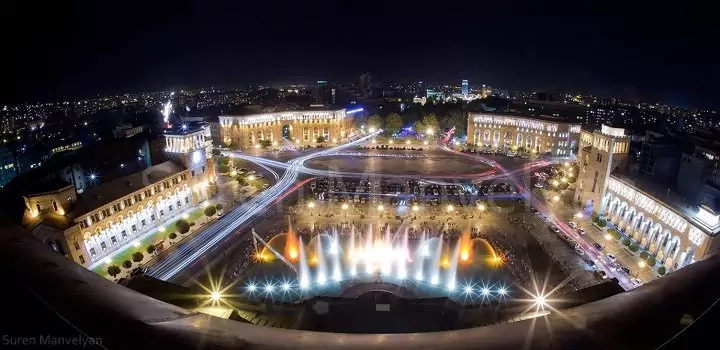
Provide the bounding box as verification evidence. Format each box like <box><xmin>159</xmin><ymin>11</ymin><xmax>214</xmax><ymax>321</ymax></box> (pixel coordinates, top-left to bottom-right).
<box><xmin>606</xmin><ymin>253</ymin><xmax>617</xmax><ymax>262</ymax></box>
<box><xmin>575</xmin><ymin>247</ymin><xmax>585</xmax><ymax>256</ymax></box>
<box><xmin>586</xmin><ymin>259</ymin><xmax>597</xmax><ymax>269</ymax></box>
<box><xmin>596</xmin><ymin>270</ymin><xmax>609</xmax><ymax>279</ymax></box>
<box><xmin>618</xmin><ymin>265</ymin><xmax>631</xmax><ymax>275</ymax></box>
<box><xmin>534</xmin><ymin>182</ymin><xmax>544</xmax><ymax>188</ymax></box>
<box><xmin>568</xmin><ymin>222</ymin><xmax>578</xmax><ymax>229</ymax></box>
<box><xmin>592</xmin><ymin>242</ymin><xmax>603</xmax><ymax>250</ymax></box>
<box><xmin>576</xmin><ymin>228</ymin><xmax>586</xmax><ymax>235</ymax></box>
<box><xmin>550</xmin><ymin>226</ymin><xmax>560</xmax><ymax>233</ymax></box>
<box><xmin>631</xmin><ymin>278</ymin><xmax>643</xmax><ymax>286</ymax></box>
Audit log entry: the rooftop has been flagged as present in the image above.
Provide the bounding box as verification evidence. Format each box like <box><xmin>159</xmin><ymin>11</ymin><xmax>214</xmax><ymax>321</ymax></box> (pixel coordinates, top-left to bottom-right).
<box><xmin>469</xmin><ymin>111</ymin><xmax>580</xmax><ymax>124</ymax></box>
<box><xmin>73</xmin><ymin>160</ymin><xmax>185</xmax><ymax>217</ymax></box>
<box><xmin>610</xmin><ymin>171</ymin><xmax>720</xmax><ymax>236</ymax></box>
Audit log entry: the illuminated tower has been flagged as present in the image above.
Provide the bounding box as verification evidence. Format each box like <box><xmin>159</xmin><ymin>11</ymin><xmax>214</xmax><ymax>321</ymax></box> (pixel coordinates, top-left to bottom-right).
<box><xmin>162</xmin><ymin>125</ymin><xmax>216</xmax><ymax>204</ymax></box>
<box><xmin>461</xmin><ymin>79</ymin><xmax>468</xmax><ymax>96</ymax></box>
<box><xmin>574</xmin><ymin>125</ymin><xmax>630</xmax><ymax>214</ymax></box>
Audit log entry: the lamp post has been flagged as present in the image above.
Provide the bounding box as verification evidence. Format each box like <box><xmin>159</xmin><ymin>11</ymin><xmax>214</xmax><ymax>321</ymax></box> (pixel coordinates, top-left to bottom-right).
<box><xmin>603</xmin><ymin>233</ymin><xmax>612</xmax><ymax>249</ymax></box>
<box><xmin>308</xmin><ymin>201</ymin><xmax>315</xmax><ymax>215</ymax></box>
<box><xmin>477</xmin><ymin>203</ymin><xmax>486</xmax><ymax>218</ymax></box>
<box><xmin>636</xmin><ymin>261</ymin><xmax>646</xmax><ymax>278</ymax></box>
<box><xmin>552</xmin><ymin>195</ymin><xmax>560</xmax><ymax>208</ymax></box>
<box><xmin>341</xmin><ymin>203</ymin><xmax>349</xmax><ymax>217</ymax></box>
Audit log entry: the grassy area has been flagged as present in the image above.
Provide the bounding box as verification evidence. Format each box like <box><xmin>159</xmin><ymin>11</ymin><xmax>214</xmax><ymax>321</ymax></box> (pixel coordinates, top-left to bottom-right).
<box><xmin>92</xmin><ymin>206</ymin><xmax>207</xmax><ymax>276</ymax></box>
<box><xmin>249</xmin><ymin>178</ymin><xmax>270</xmax><ymax>189</ymax></box>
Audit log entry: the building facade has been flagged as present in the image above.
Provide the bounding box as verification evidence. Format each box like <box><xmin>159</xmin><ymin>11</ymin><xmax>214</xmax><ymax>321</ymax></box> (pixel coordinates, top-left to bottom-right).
<box><xmin>574</xmin><ymin>125</ymin><xmax>631</xmax><ymax>211</ymax></box>
<box><xmin>467</xmin><ymin>113</ymin><xmax>581</xmax><ymax>156</ymax></box>
<box><xmin>218</xmin><ymin>109</ymin><xmax>351</xmax><ymax>150</ymax></box>
<box><xmin>575</xmin><ymin>125</ymin><xmax>720</xmax><ymax>272</ymax></box>
<box><xmin>25</xmin><ymin>126</ymin><xmax>216</xmax><ymax>268</ymax></box>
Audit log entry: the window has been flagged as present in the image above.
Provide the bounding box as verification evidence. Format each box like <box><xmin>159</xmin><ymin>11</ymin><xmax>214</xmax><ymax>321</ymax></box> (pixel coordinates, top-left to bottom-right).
<box><xmin>121</xmin><ymin>230</ymin><xmax>127</xmax><ymax>238</ymax></box>
<box><xmin>79</xmin><ymin>255</ymin><xmax>85</xmax><ymax>264</ymax></box>
<box><xmin>176</xmin><ymin>201</ymin><xmax>181</xmax><ymax>208</ymax></box>
<box><xmin>141</xmin><ymin>219</ymin><xmax>146</xmax><ymax>227</ymax></box>
<box><xmin>111</xmin><ymin>236</ymin><xmax>117</xmax><ymax>244</ymax></box>
<box><xmin>74</xmin><ymin>241</ymin><xmax>80</xmax><ymax>250</ymax></box>
<box><xmin>160</xmin><ymin>210</ymin><xmax>164</xmax><ymax>217</ymax></box>
<box><xmin>185</xmin><ymin>197</ymin><xmax>189</xmax><ymax>204</ymax></box>
<box><xmin>36</xmin><ymin>203</ymin><xmax>41</xmax><ymax>213</ymax></box>
<box><xmin>131</xmin><ymin>225</ymin><xmax>137</xmax><ymax>232</ymax></box>
<box><xmin>169</xmin><ymin>205</ymin><xmax>173</xmax><ymax>212</ymax></box>
<box><xmin>591</xmin><ymin>170</ymin><xmax>599</xmax><ymax>193</ymax></box>
<box><xmin>151</xmin><ymin>214</ymin><xmax>156</xmax><ymax>222</ymax></box>
<box><xmin>100</xmin><ymin>242</ymin><xmax>107</xmax><ymax>250</ymax></box>
<box><xmin>89</xmin><ymin>248</ymin><xmax>96</xmax><ymax>256</ymax></box>
<box><xmin>52</xmin><ymin>201</ymin><xmax>58</xmax><ymax>211</ymax></box>
<box><xmin>80</xmin><ymin>221</ymin><xmax>88</xmax><ymax>229</ymax></box>
<box><xmin>202</xmin><ymin>166</ymin><xmax>206</xmax><ymax>173</ymax></box>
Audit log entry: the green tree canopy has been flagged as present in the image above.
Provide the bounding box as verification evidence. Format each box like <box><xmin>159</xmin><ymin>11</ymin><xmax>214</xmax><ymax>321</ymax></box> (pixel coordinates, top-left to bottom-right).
<box><xmin>259</xmin><ymin>139</ymin><xmax>272</xmax><ymax>148</ymax></box>
<box><xmin>204</xmin><ymin>205</ymin><xmax>217</xmax><ymax>217</ymax></box>
<box><xmin>367</xmin><ymin>115</ymin><xmax>383</xmax><ymax>131</ymax></box>
<box><xmin>176</xmin><ymin>219</ymin><xmax>191</xmax><ymax>234</ymax></box>
<box><xmin>132</xmin><ymin>252</ymin><xmax>144</xmax><ymax>262</ymax></box>
<box><xmin>384</xmin><ymin>113</ymin><xmax>403</xmax><ymax>136</ymax></box>
<box><xmin>421</xmin><ymin>114</ymin><xmax>440</xmax><ymax>137</ymax></box>
<box><xmin>316</xmin><ymin>135</ymin><xmax>326</xmax><ymax>143</ymax></box>
<box><xmin>107</xmin><ymin>265</ymin><xmax>121</xmax><ymax>277</ymax></box>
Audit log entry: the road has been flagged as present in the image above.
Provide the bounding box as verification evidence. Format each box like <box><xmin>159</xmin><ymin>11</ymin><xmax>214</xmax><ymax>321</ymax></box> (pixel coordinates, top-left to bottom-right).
<box><xmin>441</xmin><ymin>147</ymin><xmax>634</xmax><ymax>290</ymax></box>
<box><xmin>147</xmin><ymin>133</ymin><xmax>378</xmax><ymax>281</ymax></box>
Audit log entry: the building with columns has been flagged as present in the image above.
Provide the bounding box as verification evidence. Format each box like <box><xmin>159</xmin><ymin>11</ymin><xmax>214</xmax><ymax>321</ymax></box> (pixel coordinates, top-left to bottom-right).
<box><xmin>575</xmin><ymin>125</ymin><xmax>720</xmax><ymax>272</ymax></box>
<box><xmin>467</xmin><ymin>113</ymin><xmax>581</xmax><ymax>156</ymax></box>
<box><xmin>218</xmin><ymin>108</ymin><xmax>352</xmax><ymax>149</ymax></box>
<box><xmin>22</xmin><ymin>125</ymin><xmax>216</xmax><ymax>268</ymax></box>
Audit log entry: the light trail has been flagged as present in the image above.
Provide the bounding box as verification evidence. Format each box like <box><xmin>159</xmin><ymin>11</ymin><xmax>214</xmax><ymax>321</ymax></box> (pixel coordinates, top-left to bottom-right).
<box><xmin>148</xmin><ymin>133</ymin><xmax>379</xmax><ymax>281</ymax></box>
<box><xmin>441</xmin><ymin>147</ymin><xmax>633</xmax><ymax>291</ymax></box>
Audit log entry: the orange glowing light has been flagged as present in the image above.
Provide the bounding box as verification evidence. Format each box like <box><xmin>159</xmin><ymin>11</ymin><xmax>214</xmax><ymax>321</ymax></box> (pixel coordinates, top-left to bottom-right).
<box><xmin>288</xmin><ymin>249</ymin><xmax>298</xmax><ymax>260</ymax></box>
<box><xmin>460</xmin><ymin>251</ymin><xmax>469</xmax><ymax>261</ymax></box>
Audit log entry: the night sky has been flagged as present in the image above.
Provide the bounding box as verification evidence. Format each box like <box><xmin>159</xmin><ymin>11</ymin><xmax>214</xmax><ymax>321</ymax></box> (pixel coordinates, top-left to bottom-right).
<box><xmin>3</xmin><ymin>1</ymin><xmax>717</xmax><ymax>107</ymax></box>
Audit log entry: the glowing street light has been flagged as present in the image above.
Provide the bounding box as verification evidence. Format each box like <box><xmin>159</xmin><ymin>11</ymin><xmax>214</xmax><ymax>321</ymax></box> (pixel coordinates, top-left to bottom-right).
<box><xmin>425</xmin><ymin>128</ymin><xmax>434</xmax><ymax>136</ymax></box>
<box><xmin>412</xmin><ymin>204</ymin><xmax>420</xmax><ymax>212</ymax></box>
<box><xmin>552</xmin><ymin>195</ymin><xmax>560</xmax><ymax>202</ymax></box>
<box><xmin>210</xmin><ymin>291</ymin><xmax>222</xmax><ymax>302</ymax></box>
<box><xmin>377</xmin><ymin>204</ymin><xmax>384</xmax><ymax>212</ymax></box>
<box><xmin>406</xmin><ymin>140</ymin><xmax>411</xmax><ymax>145</ymax></box>
<box><xmin>552</xmin><ymin>180</ymin><xmax>559</xmax><ymax>187</ymax></box>
<box><xmin>254</xmin><ymin>144</ymin><xmax>260</xmax><ymax>149</ymax></box>
<box><xmin>307</xmin><ymin>201</ymin><xmax>315</xmax><ymax>209</ymax></box>
<box><xmin>638</xmin><ymin>261</ymin><xmax>646</xmax><ymax>268</ymax></box>
<box><xmin>247</xmin><ymin>175</ymin><xmax>256</xmax><ymax>181</ymax></box>
<box><xmin>561</xmin><ymin>177</ymin><xmax>568</xmax><ymax>183</ymax></box>
<box><xmin>368</xmin><ymin>127</ymin><xmax>377</xmax><ymax>133</ymax></box>
<box><xmin>341</xmin><ymin>203</ymin><xmax>349</xmax><ymax>210</ymax></box>
<box><xmin>389</xmin><ymin>140</ymin><xmax>394</xmax><ymax>144</ymax></box>
<box><xmin>104</xmin><ymin>258</ymin><xmax>112</xmax><ymax>265</ymax></box>
<box><xmin>446</xmin><ymin>204</ymin><xmax>454</xmax><ymax>213</ymax></box>
<box><xmin>574</xmin><ymin>212</ymin><xmax>583</xmax><ymax>219</ymax></box>
<box><xmin>423</xmin><ymin>140</ymin><xmax>429</xmax><ymax>145</ymax></box>
<box><xmin>477</xmin><ymin>204</ymin><xmax>486</xmax><ymax>211</ymax></box>
<box><xmin>133</xmin><ymin>241</ymin><xmax>140</xmax><ymax>247</ymax></box>
<box><xmin>371</xmin><ymin>139</ymin><xmax>377</xmax><ymax>144</ymax></box>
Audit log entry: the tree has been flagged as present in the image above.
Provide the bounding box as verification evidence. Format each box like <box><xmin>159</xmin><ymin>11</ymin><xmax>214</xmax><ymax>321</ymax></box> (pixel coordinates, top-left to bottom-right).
<box><xmin>107</xmin><ymin>265</ymin><xmax>121</xmax><ymax>277</ymax></box>
<box><xmin>176</xmin><ymin>219</ymin><xmax>191</xmax><ymax>234</ymax></box>
<box><xmin>442</xmin><ymin>111</ymin><xmax>467</xmax><ymax>137</ymax></box>
<box><xmin>146</xmin><ymin>245</ymin><xmax>157</xmax><ymax>255</ymax></box>
<box><xmin>657</xmin><ymin>266</ymin><xmax>666</xmax><ymax>275</ymax></box>
<box><xmin>367</xmin><ymin>115</ymin><xmax>383</xmax><ymax>131</ymax></box>
<box><xmin>421</xmin><ymin>114</ymin><xmax>440</xmax><ymax>137</ymax></box>
<box><xmin>211</xmin><ymin>148</ymin><xmax>222</xmax><ymax>156</ymax></box>
<box><xmin>640</xmin><ymin>251</ymin><xmax>650</xmax><ymax>260</ymax></box>
<box><xmin>217</xmin><ymin>164</ymin><xmax>231</xmax><ymax>174</ymax></box>
<box><xmin>215</xmin><ymin>203</ymin><xmax>223</xmax><ymax>211</ymax></box>
<box><xmin>132</xmin><ymin>252</ymin><xmax>144</xmax><ymax>263</ymax></box>
<box><xmin>316</xmin><ymin>135</ymin><xmax>325</xmax><ymax>144</ymax></box>
<box><xmin>412</xmin><ymin>120</ymin><xmax>424</xmax><ymax>134</ymax></box>
<box><xmin>237</xmin><ymin>176</ymin><xmax>248</xmax><ymax>186</ymax></box>
<box><xmin>122</xmin><ymin>260</ymin><xmax>132</xmax><ymax>269</ymax></box>
<box><xmin>169</xmin><ymin>232</ymin><xmax>177</xmax><ymax>240</ymax></box>
<box><xmin>204</xmin><ymin>205</ymin><xmax>217</xmax><ymax>217</ymax></box>
<box><xmin>647</xmin><ymin>257</ymin><xmax>657</xmax><ymax>267</ymax></box>
<box><xmin>259</xmin><ymin>139</ymin><xmax>272</xmax><ymax>149</ymax></box>
<box><xmin>384</xmin><ymin>113</ymin><xmax>403</xmax><ymax>136</ymax></box>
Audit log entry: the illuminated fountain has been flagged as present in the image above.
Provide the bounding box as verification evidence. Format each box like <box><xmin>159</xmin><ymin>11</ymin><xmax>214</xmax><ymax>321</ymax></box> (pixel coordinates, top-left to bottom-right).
<box><xmin>256</xmin><ymin>225</ymin><xmax>501</xmax><ymax>293</ymax></box>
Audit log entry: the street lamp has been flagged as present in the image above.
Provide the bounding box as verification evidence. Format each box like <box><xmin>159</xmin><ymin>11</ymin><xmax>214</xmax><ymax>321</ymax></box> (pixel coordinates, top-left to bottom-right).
<box><xmin>574</xmin><ymin>212</ymin><xmax>583</xmax><ymax>219</ymax></box>
<box><xmin>307</xmin><ymin>201</ymin><xmax>315</xmax><ymax>209</ymax></box>
<box><xmin>377</xmin><ymin>204</ymin><xmax>384</xmax><ymax>212</ymax></box>
<box><xmin>425</xmin><ymin>128</ymin><xmax>433</xmax><ymax>136</ymax></box>
<box><xmin>389</xmin><ymin>139</ymin><xmax>394</xmax><ymax>144</ymax></box>
<box><xmin>372</xmin><ymin>139</ymin><xmax>377</xmax><ymax>144</ymax></box>
<box><xmin>636</xmin><ymin>261</ymin><xmax>646</xmax><ymax>278</ymax></box>
<box><xmin>603</xmin><ymin>233</ymin><xmax>612</xmax><ymax>249</ymax></box>
<box><xmin>369</xmin><ymin>127</ymin><xmax>376</xmax><ymax>133</ymax></box>
<box><xmin>406</xmin><ymin>140</ymin><xmax>411</xmax><ymax>145</ymax></box>
<box><xmin>561</xmin><ymin>177</ymin><xmax>568</xmax><ymax>183</ymax></box>
<box><xmin>446</xmin><ymin>204</ymin><xmax>454</xmax><ymax>213</ymax></box>
<box><xmin>412</xmin><ymin>204</ymin><xmax>420</xmax><ymax>212</ymax></box>
<box><xmin>423</xmin><ymin>140</ymin><xmax>429</xmax><ymax>145</ymax></box>
<box><xmin>341</xmin><ymin>203</ymin><xmax>349</xmax><ymax>217</ymax></box>
<box><xmin>552</xmin><ymin>180</ymin><xmax>559</xmax><ymax>187</ymax></box>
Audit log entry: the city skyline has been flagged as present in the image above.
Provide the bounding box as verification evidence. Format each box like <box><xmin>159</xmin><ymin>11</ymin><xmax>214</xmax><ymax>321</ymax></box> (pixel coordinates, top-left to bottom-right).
<box><xmin>3</xmin><ymin>2</ymin><xmax>717</xmax><ymax>107</ymax></box>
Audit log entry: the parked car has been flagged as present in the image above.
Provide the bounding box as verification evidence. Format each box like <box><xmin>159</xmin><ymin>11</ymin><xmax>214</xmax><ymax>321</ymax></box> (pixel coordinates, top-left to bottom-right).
<box><xmin>550</xmin><ymin>226</ymin><xmax>560</xmax><ymax>233</ymax></box>
<box><xmin>586</xmin><ymin>259</ymin><xmax>597</xmax><ymax>269</ymax></box>
<box><xmin>576</xmin><ymin>228</ymin><xmax>586</xmax><ymax>235</ymax></box>
<box><xmin>568</xmin><ymin>222</ymin><xmax>578</xmax><ymax>229</ymax></box>
<box><xmin>575</xmin><ymin>247</ymin><xmax>585</xmax><ymax>256</ymax></box>
<box><xmin>618</xmin><ymin>265</ymin><xmax>631</xmax><ymax>275</ymax></box>
<box><xmin>592</xmin><ymin>242</ymin><xmax>603</xmax><ymax>250</ymax></box>
<box><xmin>606</xmin><ymin>253</ymin><xmax>617</xmax><ymax>262</ymax></box>
<box><xmin>596</xmin><ymin>270</ymin><xmax>609</xmax><ymax>279</ymax></box>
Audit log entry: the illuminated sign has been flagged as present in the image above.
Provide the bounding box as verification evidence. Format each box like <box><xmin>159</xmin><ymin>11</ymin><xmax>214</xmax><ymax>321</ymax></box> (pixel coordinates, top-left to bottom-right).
<box><xmin>601</xmin><ymin>125</ymin><xmax>625</xmax><ymax>137</ymax></box>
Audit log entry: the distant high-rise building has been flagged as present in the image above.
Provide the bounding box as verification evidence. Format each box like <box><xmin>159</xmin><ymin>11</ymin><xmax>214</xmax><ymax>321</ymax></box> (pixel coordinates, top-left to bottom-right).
<box><xmin>358</xmin><ymin>73</ymin><xmax>372</xmax><ymax>97</ymax></box>
<box><xmin>462</xmin><ymin>79</ymin><xmax>468</xmax><ymax>96</ymax></box>
<box><xmin>313</xmin><ymin>80</ymin><xmax>330</xmax><ymax>105</ymax></box>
